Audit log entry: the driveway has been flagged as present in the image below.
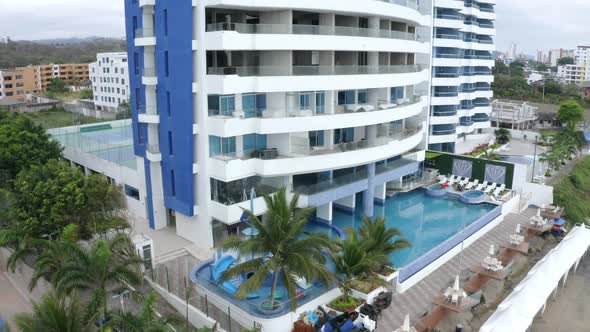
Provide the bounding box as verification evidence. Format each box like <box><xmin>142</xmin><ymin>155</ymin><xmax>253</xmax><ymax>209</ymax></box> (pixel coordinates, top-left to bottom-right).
<box><xmin>0</xmin><ymin>272</ymin><xmax>33</xmax><ymax>329</ymax></box>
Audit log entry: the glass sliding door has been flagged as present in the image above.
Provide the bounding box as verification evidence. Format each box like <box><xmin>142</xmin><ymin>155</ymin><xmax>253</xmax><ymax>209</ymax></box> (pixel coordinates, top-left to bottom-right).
<box><xmin>315</xmin><ymin>92</ymin><xmax>325</xmax><ymax>114</ymax></box>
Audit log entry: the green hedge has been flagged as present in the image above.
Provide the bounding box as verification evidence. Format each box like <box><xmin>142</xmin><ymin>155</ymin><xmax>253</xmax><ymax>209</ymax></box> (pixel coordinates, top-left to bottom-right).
<box><xmin>554</xmin><ymin>157</ymin><xmax>590</xmax><ymax>225</ymax></box>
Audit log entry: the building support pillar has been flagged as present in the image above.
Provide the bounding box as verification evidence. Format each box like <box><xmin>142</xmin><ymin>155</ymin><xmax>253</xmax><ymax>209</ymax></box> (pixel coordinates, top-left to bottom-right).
<box><xmin>316</xmin><ymin>202</ymin><xmax>333</xmax><ymax>224</ymax></box>
<box><xmin>363</xmin><ymin>163</ymin><xmax>376</xmax><ymax>217</ymax></box>
<box><xmin>334</xmin><ymin>195</ymin><xmax>356</xmax><ymax>214</ymax></box>
<box><xmin>374</xmin><ymin>183</ymin><xmax>386</xmax><ymax>205</ymax></box>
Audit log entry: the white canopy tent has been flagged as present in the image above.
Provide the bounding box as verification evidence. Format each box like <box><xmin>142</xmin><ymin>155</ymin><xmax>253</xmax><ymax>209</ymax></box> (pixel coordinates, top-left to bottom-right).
<box><xmin>480</xmin><ymin>225</ymin><xmax>590</xmax><ymax>332</ymax></box>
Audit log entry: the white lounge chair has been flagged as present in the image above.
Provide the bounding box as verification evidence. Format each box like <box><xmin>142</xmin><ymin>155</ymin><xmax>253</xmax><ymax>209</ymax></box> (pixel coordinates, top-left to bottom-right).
<box><xmin>484</xmin><ymin>183</ymin><xmax>497</xmax><ymax>194</ymax></box>
<box><xmin>476</xmin><ymin>181</ymin><xmax>488</xmax><ymax>191</ymax></box>
<box><xmin>448</xmin><ymin>175</ymin><xmax>457</xmax><ymax>185</ymax></box>
<box><xmin>460</xmin><ymin>177</ymin><xmax>470</xmax><ymax>186</ymax></box>
<box><xmin>466</xmin><ymin>179</ymin><xmax>479</xmax><ymax>190</ymax></box>
<box><xmin>493</xmin><ymin>184</ymin><xmax>506</xmax><ymax>196</ymax></box>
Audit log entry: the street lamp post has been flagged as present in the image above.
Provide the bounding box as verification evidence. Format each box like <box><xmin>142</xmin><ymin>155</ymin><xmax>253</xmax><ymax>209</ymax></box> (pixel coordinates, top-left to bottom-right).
<box><xmin>531</xmin><ymin>136</ymin><xmax>539</xmax><ymax>182</ymax></box>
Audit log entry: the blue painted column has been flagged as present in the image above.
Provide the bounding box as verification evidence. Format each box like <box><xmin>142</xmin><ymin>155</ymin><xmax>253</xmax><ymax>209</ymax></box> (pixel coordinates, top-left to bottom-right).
<box><xmin>363</xmin><ymin>163</ymin><xmax>376</xmax><ymax>217</ymax></box>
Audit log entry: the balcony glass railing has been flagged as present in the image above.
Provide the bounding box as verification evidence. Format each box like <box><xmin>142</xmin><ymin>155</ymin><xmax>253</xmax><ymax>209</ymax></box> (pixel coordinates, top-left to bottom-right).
<box><xmin>142</xmin><ymin>67</ymin><xmax>157</xmax><ymax>77</ymax></box>
<box><xmin>206</xmin><ymin>23</ymin><xmax>416</xmax><ymax>41</ymax></box>
<box><xmin>147</xmin><ymin>144</ymin><xmax>160</xmax><ymax>154</ymax></box>
<box><xmin>135</xmin><ymin>28</ymin><xmax>154</xmax><ymax>38</ymax></box>
<box><xmin>435</xmin><ymin>14</ymin><xmax>462</xmax><ymax>20</ymax></box>
<box><xmin>430</xmin><ymin>128</ymin><xmax>456</xmax><ymax>136</ymax></box>
<box><xmin>208</xmin><ymin>96</ymin><xmax>422</xmax><ymax>119</ymax></box>
<box><xmin>434</xmin><ymin>72</ymin><xmax>460</xmax><ymax>78</ymax></box>
<box><xmin>207</xmin><ymin>64</ymin><xmax>425</xmax><ymax>77</ymax></box>
<box><xmin>472</xmin><ymin>116</ymin><xmax>490</xmax><ymax>123</ymax></box>
<box><xmin>139</xmin><ymin>105</ymin><xmax>158</xmax><ymax>115</ymax></box>
<box><xmin>211</xmin><ymin>127</ymin><xmax>423</xmax><ymax>163</ymax></box>
<box><xmin>436</xmin><ymin>34</ymin><xmax>462</xmax><ymax>40</ymax></box>
<box><xmin>434</xmin><ymin>91</ymin><xmax>459</xmax><ymax>97</ymax></box>
<box><xmin>432</xmin><ymin>110</ymin><xmax>458</xmax><ymax>117</ymax></box>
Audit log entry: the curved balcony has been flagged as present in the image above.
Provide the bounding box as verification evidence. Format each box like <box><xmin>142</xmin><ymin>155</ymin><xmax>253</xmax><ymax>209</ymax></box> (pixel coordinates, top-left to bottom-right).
<box><xmin>204</xmin><ymin>23</ymin><xmax>428</xmax><ymax>53</ymax></box>
<box><xmin>208</xmin><ymin>97</ymin><xmax>426</xmax><ymax>137</ymax></box>
<box><xmin>141</xmin><ymin>67</ymin><xmax>158</xmax><ymax>85</ymax></box>
<box><xmin>208</xmin><ymin>127</ymin><xmax>425</xmax><ymax>182</ymax></box>
<box><xmin>205</xmin><ymin>65</ymin><xmax>429</xmax><ymax>95</ymax></box>
<box><xmin>200</xmin><ymin>0</ymin><xmax>428</xmax><ymax>25</ymax></box>
<box><xmin>134</xmin><ymin>28</ymin><xmax>156</xmax><ymax>47</ymax></box>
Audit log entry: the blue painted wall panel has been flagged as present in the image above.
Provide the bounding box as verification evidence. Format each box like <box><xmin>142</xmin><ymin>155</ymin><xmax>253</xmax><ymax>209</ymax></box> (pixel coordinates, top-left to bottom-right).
<box><xmin>155</xmin><ymin>0</ymin><xmax>195</xmax><ymax>217</ymax></box>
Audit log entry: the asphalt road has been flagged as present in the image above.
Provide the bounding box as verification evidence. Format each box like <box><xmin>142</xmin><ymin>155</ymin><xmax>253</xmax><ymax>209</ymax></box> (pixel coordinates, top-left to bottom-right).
<box><xmin>0</xmin><ymin>272</ymin><xmax>33</xmax><ymax>330</ymax></box>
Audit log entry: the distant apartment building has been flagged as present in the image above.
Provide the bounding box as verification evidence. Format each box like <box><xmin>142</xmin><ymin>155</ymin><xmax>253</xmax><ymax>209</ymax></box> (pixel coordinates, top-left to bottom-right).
<box><xmin>557</xmin><ymin>64</ymin><xmax>585</xmax><ymax>85</ymax></box>
<box><xmin>0</xmin><ymin>66</ymin><xmax>38</xmax><ymax>102</ymax></box>
<box><xmin>557</xmin><ymin>46</ymin><xmax>590</xmax><ymax>85</ymax></box>
<box><xmin>430</xmin><ymin>0</ymin><xmax>496</xmax><ymax>154</ymax></box>
<box><xmin>89</xmin><ymin>52</ymin><xmax>130</xmax><ymax>112</ymax></box>
<box><xmin>34</xmin><ymin>63</ymin><xmax>90</xmax><ymax>92</ymax></box>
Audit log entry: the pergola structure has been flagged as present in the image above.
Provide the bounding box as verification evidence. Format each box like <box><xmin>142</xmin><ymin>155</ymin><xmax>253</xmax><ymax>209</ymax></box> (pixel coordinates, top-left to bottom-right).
<box><xmin>491</xmin><ymin>100</ymin><xmax>539</xmax><ymax>130</ymax></box>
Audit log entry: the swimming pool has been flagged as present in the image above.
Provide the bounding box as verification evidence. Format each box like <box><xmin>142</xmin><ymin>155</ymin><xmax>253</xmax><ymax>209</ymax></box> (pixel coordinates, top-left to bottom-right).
<box><xmin>332</xmin><ymin>189</ymin><xmax>496</xmax><ymax>268</ymax></box>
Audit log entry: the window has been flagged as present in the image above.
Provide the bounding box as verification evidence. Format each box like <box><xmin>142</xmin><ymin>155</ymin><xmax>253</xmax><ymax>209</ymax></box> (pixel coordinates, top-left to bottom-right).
<box><xmin>164</xmin><ymin>51</ymin><xmax>169</xmax><ymax>77</ymax></box>
<box><xmin>124</xmin><ymin>185</ymin><xmax>140</xmax><ymax>200</ymax></box>
<box><xmin>133</xmin><ymin>52</ymin><xmax>139</xmax><ymax>75</ymax></box>
<box><xmin>242</xmin><ymin>93</ymin><xmax>266</xmax><ymax>118</ymax></box>
<box><xmin>170</xmin><ymin>170</ymin><xmax>176</xmax><ymax>197</ymax></box>
<box><xmin>315</xmin><ymin>92</ymin><xmax>325</xmax><ymax>114</ymax></box>
<box><xmin>135</xmin><ymin>88</ymin><xmax>140</xmax><ymax>110</ymax></box>
<box><xmin>209</xmin><ymin>95</ymin><xmax>235</xmax><ymax>116</ymax></box>
<box><xmin>243</xmin><ymin>134</ymin><xmax>267</xmax><ymax>156</ymax></box>
<box><xmin>334</xmin><ymin>128</ymin><xmax>354</xmax><ymax>144</ymax></box>
<box><xmin>299</xmin><ymin>92</ymin><xmax>312</xmax><ymax>110</ymax></box>
<box><xmin>309</xmin><ymin>130</ymin><xmax>325</xmax><ymax>147</ymax></box>
<box><xmin>164</xmin><ymin>9</ymin><xmax>168</xmax><ymax>36</ymax></box>
<box><xmin>390</xmin><ymin>87</ymin><xmax>404</xmax><ymax>102</ymax></box>
<box><xmin>138</xmin><ymin>124</ymin><xmax>145</xmax><ymax>144</ymax></box>
<box><xmin>338</xmin><ymin>90</ymin><xmax>355</xmax><ymax>105</ymax></box>
<box><xmin>168</xmin><ymin>131</ymin><xmax>173</xmax><ymax>155</ymax></box>
<box><xmin>209</xmin><ymin>136</ymin><xmax>236</xmax><ymax>157</ymax></box>
<box><xmin>121</xmin><ymin>68</ymin><xmax>125</xmax><ymax>75</ymax></box>
<box><xmin>132</xmin><ymin>16</ymin><xmax>138</xmax><ymax>38</ymax></box>
<box><xmin>115</xmin><ymin>67</ymin><xmax>118</xmax><ymax>74</ymax></box>
<box><xmin>166</xmin><ymin>92</ymin><xmax>171</xmax><ymax>116</ymax></box>
<box><xmin>122</xmin><ymin>78</ymin><xmax>125</xmax><ymax>85</ymax></box>
<box><xmin>358</xmin><ymin>90</ymin><xmax>367</xmax><ymax>104</ymax></box>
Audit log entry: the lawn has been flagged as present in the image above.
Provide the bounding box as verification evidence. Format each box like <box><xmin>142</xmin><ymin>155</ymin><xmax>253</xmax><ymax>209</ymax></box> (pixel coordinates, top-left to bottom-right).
<box><xmin>26</xmin><ymin>108</ymin><xmax>105</xmax><ymax>128</ymax></box>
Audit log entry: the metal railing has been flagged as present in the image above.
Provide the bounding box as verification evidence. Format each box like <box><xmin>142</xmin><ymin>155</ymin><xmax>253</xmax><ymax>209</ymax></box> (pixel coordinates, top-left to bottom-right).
<box><xmin>206</xmin><ymin>22</ymin><xmax>416</xmax><ymax>41</ymax></box>
<box><xmin>207</xmin><ymin>64</ymin><xmax>425</xmax><ymax>77</ymax></box>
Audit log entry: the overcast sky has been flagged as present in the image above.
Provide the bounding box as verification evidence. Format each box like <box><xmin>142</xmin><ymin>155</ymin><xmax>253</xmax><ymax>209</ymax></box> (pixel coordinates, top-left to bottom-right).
<box><xmin>1</xmin><ymin>0</ymin><xmax>589</xmax><ymax>55</ymax></box>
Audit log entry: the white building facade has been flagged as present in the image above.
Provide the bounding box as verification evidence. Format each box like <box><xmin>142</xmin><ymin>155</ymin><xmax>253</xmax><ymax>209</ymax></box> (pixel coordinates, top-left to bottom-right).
<box><xmin>89</xmin><ymin>52</ymin><xmax>130</xmax><ymax>112</ymax></box>
<box><xmin>125</xmin><ymin>0</ymin><xmax>433</xmax><ymax>254</ymax></box>
<box><xmin>557</xmin><ymin>46</ymin><xmax>590</xmax><ymax>85</ymax></box>
<box><xmin>429</xmin><ymin>0</ymin><xmax>496</xmax><ymax>154</ymax></box>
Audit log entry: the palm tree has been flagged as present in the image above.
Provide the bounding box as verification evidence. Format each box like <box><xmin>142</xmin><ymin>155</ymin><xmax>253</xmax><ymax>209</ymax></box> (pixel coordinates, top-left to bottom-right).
<box><xmin>107</xmin><ymin>292</ymin><xmax>179</xmax><ymax>332</ymax></box>
<box><xmin>480</xmin><ymin>148</ymin><xmax>501</xmax><ymax>161</ymax></box>
<box><xmin>29</xmin><ymin>224</ymin><xmax>80</xmax><ymax>290</ymax></box>
<box><xmin>0</xmin><ymin>225</ymin><xmax>38</xmax><ymax>273</ymax></box>
<box><xmin>358</xmin><ymin>216</ymin><xmax>411</xmax><ymax>270</ymax></box>
<box><xmin>494</xmin><ymin>128</ymin><xmax>511</xmax><ymax>145</ymax></box>
<box><xmin>14</xmin><ymin>292</ymin><xmax>93</xmax><ymax>332</ymax></box>
<box><xmin>54</xmin><ymin>232</ymin><xmax>143</xmax><ymax>324</ymax></box>
<box><xmin>221</xmin><ymin>188</ymin><xmax>334</xmax><ymax>311</ymax></box>
<box><xmin>329</xmin><ymin>231</ymin><xmax>385</xmax><ymax>302</ymax></box>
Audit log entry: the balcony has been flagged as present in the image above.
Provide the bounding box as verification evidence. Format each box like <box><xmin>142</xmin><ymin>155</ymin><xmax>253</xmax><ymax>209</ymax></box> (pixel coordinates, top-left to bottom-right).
<box><xmin>207</xmin><ymin>64</ymin><xmax>424</xmax><ymax>77</ymax></box>
<box><xmin>209</xmin><ymin>126</ymin><xmax>425</xmax><ymax>181</ymax></box>
<box><xmin>142</xmin><ymin>67</ymin><xmax>158</xmax><ymax>85</ymax></box>
<box><xmin>206</xmin><ymin>22</ymin><xmax>416</xmax><ymax>41</ymax></box>
<box><xmin>206</xmin><ymin>64</ymin><xmax>429</xmax><ymax>94</ymax></box>
<box><xmin>145</xmin><ymin>144</ymin><xmax>161</xmax><ymax>162</ymax></box>
<box><xmin>208</xmin><ymin>97</ymin><xmax>425</xmax><ymax>136</ymax></box>
<box><xmin>139</xmin><ymin>0</ymin><xmax>155</xmax><ymax>6</ymax></box>
<box><xmin>134</xmin><ymin>28</ymin><xmax>156</xmax><ymax>47</ymax></box>
<box><xmin>138</xmin><ymin>105</ymin><xmax>159</xmax><ymax>123</ymax></box>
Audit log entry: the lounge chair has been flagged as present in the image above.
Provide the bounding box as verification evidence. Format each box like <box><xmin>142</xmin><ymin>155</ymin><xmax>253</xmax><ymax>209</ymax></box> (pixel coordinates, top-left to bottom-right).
<box><xmin>448</xmin><ymin>175</ymin><xmax>457</xmax><ymax>185</ymax></box>
<box><xmin>484</xmin><ymin>183</ymin><xmax>497</xmax><ymax>194</ymax></box>
<box><xmin>493</xmin><ymin>184</ymin><xmax>506</xmax><ymax>196</ymax></box>
<box><xmin>460</xmin><ymin>177</ymin><xmax>470</xmax><ymax>185</ymax></box>
<box><xmin>476</xmin><ymin>181</ymin><xmax>488</xmax><ymax>191</ymax></box>
<box><xmin>466</xmin><ymin>179</ymin><xmax>479</xmax><ymax>189</ymax></box>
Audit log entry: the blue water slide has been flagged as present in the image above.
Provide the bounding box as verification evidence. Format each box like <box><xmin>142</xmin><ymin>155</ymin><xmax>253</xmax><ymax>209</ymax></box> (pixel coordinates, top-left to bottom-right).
<box><xmin>212</xmin><ymin>255</ymin><xmax>235</xmax><ymax>282</ymax></box>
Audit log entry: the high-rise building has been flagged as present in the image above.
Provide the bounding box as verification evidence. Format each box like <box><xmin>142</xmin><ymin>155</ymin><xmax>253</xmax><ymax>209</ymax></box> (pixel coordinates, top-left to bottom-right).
<box><xmin>430</xmin><ymin>0</ymin><xmax>496</xmax><ymax>153</ymax></box>
<box><xmin>124</xmin><ymin>0</ymin><xmax>432</xmax><ymax>249</ymax></box>
<box><xmin>89</xmin><ymin>52</ymin><xmax>130</xmax><ymax>112</ymax></box>
<box><xmin>537</xmin><ymin>50</ymin><xmax>544</xmax><ymax>63</ymax></box>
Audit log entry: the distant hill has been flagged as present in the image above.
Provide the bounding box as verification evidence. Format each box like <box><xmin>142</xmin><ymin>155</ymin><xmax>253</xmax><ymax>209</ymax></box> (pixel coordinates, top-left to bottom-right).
<box><xmin>0</xmin><ymin>38</ymin><xmax>127</xmax><ymax>69</ymax></box>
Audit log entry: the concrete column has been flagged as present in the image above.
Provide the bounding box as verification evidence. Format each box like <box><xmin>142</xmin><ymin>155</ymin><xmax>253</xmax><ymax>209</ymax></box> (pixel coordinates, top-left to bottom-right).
<box><xmin>236</xmin><ymin>135</ymin><xmax>244</xmax><ymax>158</ymax></box>
<box><xmin>325</xmin><ymin>130</ymin><xmax>335</xmax><ymax>149</ymax></box>
<box><xmin>366</xmin><ymin>125</ymin><xmax>377</xmax><ymax>146</ymax></box>
<box><xmin>234</xmin><ymin>93</ymin><xmax>243</xmax><ymax>112</ymax></box>
<box><xmin>374</xmin><ymin>183</ymin><xmax>386</xmax><ymax>205</ymax></box>
<box><xmin>334</xmin><ymin>194</ymin><xmax>356</xmax><ymax>214</ymax></box>
<box><xmin>363</xmin><ymin>163</ymin><xmax>376</xmax><ymax>217</ymax></box>
<box><xmin>316</xmin><ymin>202</ymin><xmax>333</xmax><ymax>224</ymax></box>
<box><xmin>149</xmin><ymin>162</ymin><xmax>167</xmax><ymax>230</ymax></box>
<box><xmin>324</xmin><ymin>90</ymin><xmax>335</xmax><ymax>115</ymax></box>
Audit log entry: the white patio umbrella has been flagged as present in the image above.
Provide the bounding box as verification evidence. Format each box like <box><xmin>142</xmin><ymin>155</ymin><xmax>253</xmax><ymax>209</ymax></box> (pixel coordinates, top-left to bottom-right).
<box><xmin>489</xmin><ymin>244</ymin><xmax>495</xmax><ymax>257</ymax></box>
<box><xmin>516</xmin><ymin>223</ymin><xmax>521</xmax><ymax>234</ymax></box>
<box><xmin>453</xmin><ymin>275</ymin><xmax>460</xmax><ymax>291</ymax></box>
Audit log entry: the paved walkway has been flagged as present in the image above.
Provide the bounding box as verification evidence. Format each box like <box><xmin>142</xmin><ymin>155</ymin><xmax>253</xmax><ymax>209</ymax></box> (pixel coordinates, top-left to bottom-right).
<box><xmin>377</xmin><ymin>207</ymin><xmax>535</xmax><ymax>331</ymax></box>
<box><xmin>530</xmin><ymin>254</ymin><xmax>590</xmax><ymax>332</ymax></box>
<box><xmin>0</xmin><ymin>272</ymin><xmax>32</xmax><ymax>329</ymax></box>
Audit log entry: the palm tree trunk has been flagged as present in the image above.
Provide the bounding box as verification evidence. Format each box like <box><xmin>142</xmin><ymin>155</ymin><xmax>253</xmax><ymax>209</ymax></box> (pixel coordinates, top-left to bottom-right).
<box><xmin>269</xmin><ymin>271</ymin><xmax>279</xmax><ymax>309</ymax></box>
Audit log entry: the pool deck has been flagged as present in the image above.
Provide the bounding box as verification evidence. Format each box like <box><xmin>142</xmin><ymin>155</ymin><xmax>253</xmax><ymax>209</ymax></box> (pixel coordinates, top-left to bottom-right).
<box><xmin>376</xmin><ymin>207</ymin><xmax>535</xmax><ymax>331</ymax></box>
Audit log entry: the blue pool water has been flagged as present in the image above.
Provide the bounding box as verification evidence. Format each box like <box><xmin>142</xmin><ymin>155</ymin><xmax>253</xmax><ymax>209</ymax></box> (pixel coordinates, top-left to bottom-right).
<box><xmin>332</xmin><ymin>189</ymin><xmax>496</xmax><ymax>268</ymax></box>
